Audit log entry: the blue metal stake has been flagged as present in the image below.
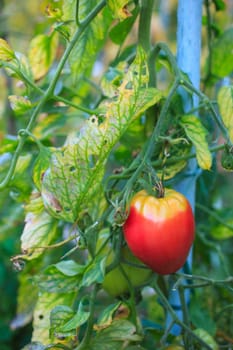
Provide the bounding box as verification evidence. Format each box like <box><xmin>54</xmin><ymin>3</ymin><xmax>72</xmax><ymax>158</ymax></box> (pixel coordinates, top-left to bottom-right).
<box><xmin>166</xmin><ymin>0</ymin><xmax>203</xmax><ymax>335</ymax></box>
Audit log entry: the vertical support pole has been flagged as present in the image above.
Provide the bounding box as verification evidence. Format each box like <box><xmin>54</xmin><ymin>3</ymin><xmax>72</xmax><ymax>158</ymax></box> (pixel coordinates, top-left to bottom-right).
<box><xmin>166</xmin><ymin>0</ymin><xmax>203</xmax><ymax>335</ymax></box>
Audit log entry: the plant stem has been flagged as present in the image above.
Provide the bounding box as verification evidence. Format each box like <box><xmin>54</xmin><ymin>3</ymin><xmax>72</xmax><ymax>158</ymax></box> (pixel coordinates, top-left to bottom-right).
<box><xmin>0</xmin><ymin>0</ymin><xmax>106</xmax><ymax>190</ymax></box>
<box><xmin>152</xmin><ymin>280</ymin><xmax>213</xmax><ymax>350</ymax></box>
<box><xmin>138</xmin><ymin>0</ymin><xmax>154</xmax><ymax>53</ymax></box>
<box><xmin>196</xmin><ymin>202</ymin><xmax>233</xmax><ymax>231</ymax></box>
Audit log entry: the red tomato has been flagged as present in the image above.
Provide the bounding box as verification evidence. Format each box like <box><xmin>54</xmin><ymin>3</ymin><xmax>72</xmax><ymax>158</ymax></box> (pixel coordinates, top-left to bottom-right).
<box><xmin>123</xmin><ymin>189</ymin><xmax>195</xmax><ymax>275</ymax></box>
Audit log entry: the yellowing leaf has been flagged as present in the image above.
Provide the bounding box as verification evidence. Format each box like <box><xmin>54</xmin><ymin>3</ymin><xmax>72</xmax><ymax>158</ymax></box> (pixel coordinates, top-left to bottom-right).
<box><xmin>32</xmin><ymin>292</ymin><xmax>74</xmax><ymax>345</ymax></box>
<box><xmin>28</xmin><ymin>33</ymin><xmax>58</xmax><ymax>80</ymax></box>
<box><xmin>217</xmin><ymin>85</ymin><xmax>233</xmax><ymax>143</ymax></box>
<box><xmin>180</xmin><ymin>115</ymin><xmax>212</xmax><ymax>170</ymax></box>
<box><xmin>8</xmin><ymin>95</ymin><xmax>32</xmax><ymax>115</ymax></box>
<box><xmin>21</xmin><ymin>199</ymin><xmax>58</xmax><ymax>260</ymax></box>
<box><xmin>0</xmin><ymin>38</ymin><xmax>15</xmax><ymax>61</ymax></box>
<box><xmin>107</xmin><ymin>0</ymin><xmax>134</xmax><ymax>20</ymax></box>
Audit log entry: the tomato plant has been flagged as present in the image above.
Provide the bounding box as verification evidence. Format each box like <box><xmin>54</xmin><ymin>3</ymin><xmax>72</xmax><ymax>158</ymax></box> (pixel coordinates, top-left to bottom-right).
<box><xmin>123</xmin><ymin>188</ymin><xmax>195</xmax><ymax>275</ymax></box>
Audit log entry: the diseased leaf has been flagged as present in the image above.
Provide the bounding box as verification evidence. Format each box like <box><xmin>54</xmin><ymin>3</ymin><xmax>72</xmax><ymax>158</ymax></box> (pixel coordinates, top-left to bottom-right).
<box><xmin>211</xmin><ymin>27</ymin><xmax>233</xmax><ymax>78</ymax></box>
<box><xmin>28</xmin><ymin>33</ymin><xmax>58</xmax><ymax>80</ymax></box>
<box><xmin>95</xmin><ymin>302</ymin><xmax>124</xmax><ymax>330</ymax></box>
<box><xmin>217</xmin><ymin>85</ymin><xmax>233</xmax><ymax>143</ymax></box>
<box><xmin>50</xmin><ymin>305</ymin><xmax>76</xmax><ymax>341</ymax></box>
<box><xmin>107</xmin><ymin>0</ymin><xmax>135</xmax><ymax>20</ymax></box>
<box><xmin>35</xmin><ymin>264</ymin><xmax>81</xmax><ymax>294</ymax></box>
<box><xmin>32</xmin><ymin>292</ymin><xmax>74</xmax><ymax>345</ymax></box>
<box><xmin>41</xmin><ymin>48</ymin><xmax>162</xmax><ymax>222</ymax></box>
<box><xmin>180</xmin><ymin>115</ymin><xmax>212</xmax><ymax>170</ymax></box>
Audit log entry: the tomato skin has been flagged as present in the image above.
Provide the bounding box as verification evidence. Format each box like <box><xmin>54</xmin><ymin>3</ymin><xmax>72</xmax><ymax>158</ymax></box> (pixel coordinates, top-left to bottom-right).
<box><xmin>123</xmin><ymin>189</ymin><xmax>195</xmax><ymax>275</ymax></box>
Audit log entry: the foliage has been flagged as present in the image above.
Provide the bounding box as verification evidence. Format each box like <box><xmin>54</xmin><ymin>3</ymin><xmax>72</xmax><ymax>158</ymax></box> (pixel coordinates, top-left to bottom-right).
<box><xmin>0</xmin><ymin>1</ymin><xmax>232</xmax><ymax>350</ymax></box>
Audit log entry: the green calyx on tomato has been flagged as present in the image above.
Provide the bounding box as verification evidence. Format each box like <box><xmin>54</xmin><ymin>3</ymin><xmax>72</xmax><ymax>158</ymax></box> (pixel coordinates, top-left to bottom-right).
<box><xmin>123</xmin><ymin>188</ymin><xmax>195</xmax><ymax>275</ymax></box>
<box><xmin>97</xmin><ymin>231</ymin><xmax>152</xmax><ymax>297</ymax></box>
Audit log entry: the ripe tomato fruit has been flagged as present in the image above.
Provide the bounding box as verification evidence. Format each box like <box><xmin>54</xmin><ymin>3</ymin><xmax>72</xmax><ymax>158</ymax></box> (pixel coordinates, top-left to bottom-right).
<box><xmin>97</xmin><ymin>231</ymin><xmax>152</xmax><ymax>297</ymax></box>
<box><xmin>123</xmin><ymin>189</ymin><xmax>195</xmax><ymax>275</ymax></box>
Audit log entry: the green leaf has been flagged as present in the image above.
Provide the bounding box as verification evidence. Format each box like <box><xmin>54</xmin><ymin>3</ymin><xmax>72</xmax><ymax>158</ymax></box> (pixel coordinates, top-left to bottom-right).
<box><xmin>55</xmin><ymin>260</ymin><xmax>86</xmax><ymax>277</ymax></box>
<box><xmin>28</xmin><ymin>32</ymin><xmax>59</xmax><ymax>80</ymax></box>
<box><xmin>68</xmin><ymin>2</ymin><xmax>112</xmax><ymax>83</ymax></box>
<box><xmin>0</xmin><ymin>38</ymin><xmax>15</xmax><ymax>61</ymax></box>
<box><xmin>20</xmin><ymin>199</ymin><xmax>58</xmax><ymax>260</ymax></box>
<box><xmin>33</xmin><ymin>146</ymin><xmax>54</xmax><ymax>190</ymax></box>
<box><xmin>190</xmin><ymin>296</ymin><xmax>216</xmax><ymax>335</ymax></box>
<box><xmin>81</xmin><ymin>256</ymin><xmax>106</xmax><ymax>287</ymax></box>
<box><xmin>107</xmin><ymin>0</ymin><xmax>135</xmax><ymax>20</ymax></box>
<box><xmin>212</xmin><ymin>0</ymin><xmax>226</xmax><ymax>10</ymax></box>
<box><xmin>180</xmin><ymin>115</ymin><xmax>212</xmax><ymax>170</ymax></box>
<box><xmin>217</xmin><ymin>85</ymin><xmax>233</xmax><ymax>143</ymax></box>
<box><xmin>211</xmin><ymin>208</ymin><xmax>233</xmax><ymax>239</ymax></box>
<box><xmin>10</xmin><ymin>154</ymin><xmax>33</xmax><ymax>200</ymax></box>
<box><xmin>60</xmin><ymin>298</ymin><xmax>90</xmax><ymax>332</ymax></box>
<box><xmin>211</xmin><ymin>27</ymin><xmax>233</xmax><ymax>78</ymax></box>
<box><xmin>41</xmin><ymin>48</ymin><xmax>162</xmax><ymax>222</ymax></box>
<box><xmin>32</xmin><ymin>292</ymin><xmax>74</xmax><ymax>345</ymax></box>
<box><xmin>8</xmin><ymin>95</ymin><xmax>32</xmax><ymax>115</ymax></box>
<box><xmin>193</xmin><ymin>328</ymin><xmax>218</xmax><ymax>350</ymax></box>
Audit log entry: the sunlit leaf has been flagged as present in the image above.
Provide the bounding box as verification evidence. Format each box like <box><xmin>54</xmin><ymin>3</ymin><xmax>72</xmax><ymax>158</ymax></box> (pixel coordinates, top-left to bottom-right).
<box><xmin>28</xmin><ymin>33</ymin><xmax>59</xmax><ymax>80</ymax></box>
<box><xmin>0</xmin><ymin>38</ymin><xmax>15</xmax><ymax>61</ymax></box>
<box><xmin>41</xmin><ymin>48</ymin><xmax>162</xmax><ymax>222</ymax></box>
<box><xmin>217</xmin><ymin>85</ymin><xmax>233</xmax><ymax>143</ymax></box>
<box><xmin>8</xmin><ymin>95</ymin><xmax>32</xmax><ymax>115</ymax></box>
<box><xmin>211</xmin><ymin>27</ymin><xmax>233</xmax><ymax>78</ymax></box>
<box><xmin>180</xmin><ymin>115</ymin><xmax>212</xmax><ymax>170</ymax></box>
<box><xmin>32</xmin><ymin>292</ymin><xmax>74</xmax><ymax>345</ymax></box>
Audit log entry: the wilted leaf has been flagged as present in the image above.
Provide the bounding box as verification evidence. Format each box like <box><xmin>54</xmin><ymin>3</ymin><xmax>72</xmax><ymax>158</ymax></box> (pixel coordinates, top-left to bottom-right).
<box><xmin>180</xmin><ymin>115</ymin><xmax>212</xmax><ymax>170</ymax></box>
<box><xmin>0</xmin><ymin>38</ymin><xmax>15</xmax><ymax>61</ymax></box>
<box><xmin>90</xmin><ymin>320</ymin><xmax>142</xmax><ymax>350</ymax></box>
<box><xmin>32</xmin><ymin>292</ymin><xmax>75</xmax><ymax>345</ymax></box>
<box><xmin>94</xmin><ymin>302</ymin><xmax>125</xmax><ymax>330</ymax></box>
<box><xmin>28</xmin><ymin>33</ymin><xmax>58</xmax><ymax>80</ymax></box>
<box><xmin>8</xmin><ymin>95</ymin><xmax>32</xmax><ymax>115</ymax></box>
<box><xmin>217</xmin><ymin>86</ymin><xmax>233</xmax><ymax>143</ymax></box>
<box><xmin>20</xmin><ymin>205</ymin><xmax>58</xmax><ymax>260</ymax></box>
<box><xmin>211</xmin><ymin>27</ymin><xmax>233</xmax><ymax>78</ymax></box>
